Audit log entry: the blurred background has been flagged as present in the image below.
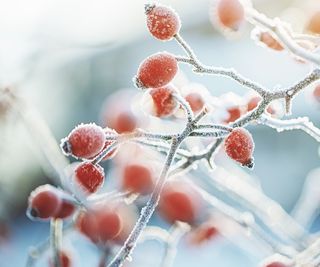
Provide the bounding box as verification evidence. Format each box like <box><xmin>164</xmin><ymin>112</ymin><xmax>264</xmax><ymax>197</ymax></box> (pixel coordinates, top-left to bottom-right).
<box><xmin>1</xmin><ymin>0</ymin><xmax>320</xmax><ymax>266</ymax></box>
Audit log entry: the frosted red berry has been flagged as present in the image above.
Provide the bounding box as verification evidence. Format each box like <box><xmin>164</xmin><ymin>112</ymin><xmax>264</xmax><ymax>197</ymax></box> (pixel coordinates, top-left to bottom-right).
<box><xmin>95</xmin><ymin>209</ymin><xmax>122</xmax><ymax>242</ymax></box>
<box><xmin>159</xmin><ymin>182</ymin><xmax>200</xmax><ymax>224</ymax></box>
<box><xmin>185</xmin><ymin>92</ymin><xmax>205</xmax><ymax>113</ymax></box>
<box><xmin>49</xmin><ymin>250</ymin><xmax>72</xmax><ymax>267</ymax></box>
<box><xmin>224</xmin><ymin>127</ymin><xmax>254</xmax><ymax>168</ymax></box>
<box><xmin>122</xmin><ymin>163</ymin><xmax>154</xmax><ymax>195</ymax></box>
<box><xmin>264</xmin><ymin>263</ymin><xmax>288</xmax><ymax>267</ymax></box>
<box><xmin>27</xmin><ymin>185</ymin><xmax>62</xmax><ymax>220</ymax></box>
<box><xmin>224</xmin><ymin>106</ymin><xmax>242</xmax><ymax>123</ymax></box>
<box><xmin>307</xmin><ymin>11</ymin><xmax>320</xmax><ymax>34</ymax></box>
<box><xmin>247</xmin><ymin>96</ymin><xmax>275</xmax><ymax>115</ymax></box>
<box><xmin>135</xmin><ymin>52</ymin><xmax>178</xmax><ymax>89</ymax></box>
<box><xmin>260</xmin><ymin>32</ymin><xmax>283</xmax><ymax>51</ymax></box>
<box><xmin>61</xmin><ymin>123</ymin><xmax>105</xmax><ymax>159</ymax></box>
<box><xmin>91</xmin><ymin>128</ymin><xmax>118</xmax><ymax>161</ymax></box>
<box><xmin>74</xmin><ymin>162</ymin><xmax>105</xmax><ymax>194</ymax></box>
<box><xmin>76</xmin><ymin>211</ymin><xmax>99</xmax><ymax>243</ymax></box>
<box><xmin>54</xmin><ymin>200</ymin><xmax>76</xmax><ymax>219</ymax></box>
<box><xmin>217</xmin><ymin>0</ymin><xmax>244</xmax><ymax>30</ymax></box>
<box><xmin>145</xmin><ymin>4</ymin><xmax>181</xmax><ymax>41</ymax></box>
<box><xmin>148</xmin><ymin>85</ymin><xmax>179</xmax><ymax>117</ymax></box>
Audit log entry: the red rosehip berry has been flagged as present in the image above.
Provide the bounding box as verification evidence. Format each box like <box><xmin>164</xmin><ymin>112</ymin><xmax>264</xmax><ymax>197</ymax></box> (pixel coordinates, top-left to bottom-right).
<box><xmin>122</xmin><ymin>163</ymin><xmax>154</xmax><ymax>195</ymax></box>
<box><xmin>61</xmin><ymin>123</ymin><xmax>105</xmax><ymax>159</ymax></box>
<box><xmin>159</xmin><ymin>182</ymin><xmax>201</xmax><ymax>224</ymax></box>
<box><xmin>246</xmin><ymin>96</ymin><xmax>276</xmax><ymax>115</ymax></box>
<box><xmin>313</xmin><ymin>84</ymin><xmax>320</xmax><ymax>103</ymax></box>
<box><xmin>144</xmin><ymin>85</ymin><xmax>179</xmax><ymax>118</ymax></box>
<box><xmin>185</xmin><ymin>92</ymin><xmax>205</xmax><ymax>113</ymax></box>
<box><xmin>49</xmin><ymin>250</ymin><xmax>72</xmax><ymax>267</ymax></box>
<box><xmin>259</xmin><ymin>32</ymin><xmax>283</xmax><ymax>51</ymax></box>
<box><xmin>76</xmin><ymin>211</ymin><xmax>99</xmax><ymax>243</ymax></box>
<box><xmin>135</xmin><ymin>52</ymin><xmax>178</xmax><ymax>89</ymax></box>
<box><xmin>95</xmin><ymin>209</ymin><xmax>122</xmax><ymax>242</ymax></box>
<box><xmin>306</xmin><ymin>11</ymin><xmax>320</xmax><ymax>34</ymax></box>
<box><xmin>74</xmin><ymin>162</ymin><xmax>105</xmax><ymax>194</ymax></box>
<box><xmin>54</xmin><ymin>200</ymin><xmax>76</xmax><ymax>219</ymax></box>
<box><xmin>224</xmin><ymin>127</ymin><xmax>255</xmax><ymax>168</ymax></box>
<box><xmin>217</xmin><ymin>0</ymin><xmax>245</xmax><ymax>30</ymax></box>
<box><xmin>27</xmin><ymin>185</ymin><xmax>62</xmax><ymax>220</ymax></box>
<box><xmin>264</xmin><ymin>263</ymin><xmax>288</xmax><ymax>267</ymax></box>
<box><xmin>145</xmin><ymin>4</ymin><xmax>181</xmax><ymax>41</ymax></box>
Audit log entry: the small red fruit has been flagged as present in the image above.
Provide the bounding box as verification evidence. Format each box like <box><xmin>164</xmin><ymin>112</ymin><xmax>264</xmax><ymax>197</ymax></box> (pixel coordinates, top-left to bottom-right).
<box><xmin>224</xmin><ymin>127</ymin><xmax>254</xmax><ymax>168</ymax></box>
<box><xmin>259</xmin><ymin>32</ymin><xmax>283</xmax><ymax>51</ymax></box>
<box><xmin>217</xmin><ymin>0</ymin><xmax>244</xmax><ymax>30</ymax></box>
<box><xmin>189</xmin><ymin>223</ymin><xmax>219</xmax><ymax>245</ymax></box>
<box><xmin>185</xmin><ymin>92</ymin><xmax>205</xmax><ymax>113</ymax></box>
<box><xmin>264</xmin><ymin>263</ymin><xmax>288</xmax><ymax>267</ymax></box>
<box><xmin>159</xmin><ymin>182</ymin><xmax>200</xmax><ymax>224</ymax></box>
<box><xmin>122</xmin><ymin>163</ymin><xmax>154</xmax><ymax>195</ymax></box>
<box><xmin>74</xmin><ymin>162</ymin><xmax>105</xmax><ymax>194</ymax></box>
<box><xmin>95</xmin><ymin>209</ymin><xmax>122</xmax><ymax>242</ymax></box>
<box><xmin>49</xmin><ymin>250</ymin><xmax>72</xmax><ymax>267</ymax></box>
<box><xmin>147</xmin><ymin>85</ymin><xmax>179</xmax><ymax>117</ymax></box>
<box><xmin>27</xmin><ymin>185</ymin><xmax>62</xmax><ymax>220</ymax></box>
<box><xmin>54</xmin><ymin>200</ymin><xmax>75</xmax><ymax>219</ymax></box>
<box><xmin>76</xmin><ymin>211</ymin><xmax>99</xmax><ymax>243</ymax></box>
<box><xmin>313</xmin><ymin>84</ymin><xmax>320</xmax><ymax>102</ymax></box>
<box><xmin>224</xmin><ymin>106</ymin><xmax>242</xmax><ymax>124</ymax></box>
<box><xmin>246</xmin><ymin>96</ymin><xmax>276</xmax><ymax>115</ymax></box>
<box><xmin>61</xmin><ymin>123</ymin><xmax>105</xmax><ymax>159</ymax></box>
<box><xmin>145</xmin><ymin>4</ymin><xmax>181</xmax><ymax>41</ymax></box>
<box><xmin>135</xmin><ymin>52</ymin><xmax>178</xmax><ymax>89</ymax></box>
<box><xmin>306</xmin><ymin>11</ymin><xmax>320</xmax><ymax>34</ymax></box>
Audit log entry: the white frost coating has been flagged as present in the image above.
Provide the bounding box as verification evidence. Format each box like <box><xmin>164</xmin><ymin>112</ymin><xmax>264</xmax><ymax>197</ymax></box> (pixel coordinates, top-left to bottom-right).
<box><xmin>257</xmin><ymin>115</ymin><xmax>320</xmax><ymax>142</ymax></box>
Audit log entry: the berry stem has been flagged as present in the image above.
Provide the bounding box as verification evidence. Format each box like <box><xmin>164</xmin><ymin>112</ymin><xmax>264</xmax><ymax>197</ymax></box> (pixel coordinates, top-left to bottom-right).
<box><xmin>172</xmin><ymin>93</ymin><xmax>194</xmax><ymax>122</ymax></box>
<box><xmin>50</xmin><ymin>219</ymin><xmax>63</xmax><ymax>267</ymax></box>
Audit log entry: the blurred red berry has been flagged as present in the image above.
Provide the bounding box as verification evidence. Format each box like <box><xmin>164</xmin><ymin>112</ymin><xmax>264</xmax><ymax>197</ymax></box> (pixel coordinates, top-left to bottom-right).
<box><xmin>95</xmin><ymin>209</ymin><xmax>122</xmax><ymax>242</ymax></box>
<box><xmin>185</xmin><ymin>92</ymin><xmax>205</xmax><ymax>113</ymax></box>
<box><xmin>189</xmin><ymin>223</ymin><xmax>219</xmax><ymax>245</ymax></box>
<box><xmin>224</xmin><ymin>106</ymin><xmax>242</xmax><ymax>123</ymax></box>
<box><xmin>159</xmin><ymin>182</ymin><xmax>201</xmax><ymax>224</ymax></box>
<box><xmin>246</xmin><ymin>96</ymin><xmax>275</xmax><ymax>115</ymax></box>
<box><xmin>136</xmin><ymin>52</ymin><xmax>178</xmax><ymax>89</ymax></box>
<box><xmin>54</xmin><ymin>200</ymin><xmax>75</xmax><ymax>219</ymax></box>
<box><xmin>313</xmin><ymin>84</ymin><xmax>320</xmax><ymax>102</ymax></box>
<box><xmin>148</xmin><ymin>86</ymin><xmax>179</xmax><ymax>117</ymax></box>
<box><xmin>217</xmin><ymin>0</ymin><xmax>244</xmax><ymax>30</ymax></box>
<box><xmin>76</xmin><ymin>211</ymin><xmax>99</xmax><ymax>243</ymax></box>
<box><xmin>264</xmin><ymin>262</ymin><xmax>288</xmax><ymax>267</ymax></box>
<box><xmin>259</xmin><ymin>32</ymin><xmax>283</xmax><ymax>51</ymax></box>
<box><xmin>27</xmin><ymin>185</ymin><xmax>62</xmax><ymax>220</ymax></box>
<box><xmin>224</xmin><ymin>127</ymin><xmax>254</xmax><ymax>168</ymax></box>
<box><xmin>49</xmin><ymin>250</ymin><xmax>72</xmax><ymax>267</ymax></box>
<box><xmin>74</xmin><ymin>162</ymin><xmax>105</xmax><ymax>194</ymax></box>
<box><xmin>61</xmin><ymin>123</ymin><xmax>105</xmax><ymax>159</ymax></box>
<box><xmin>306</xmin><ymin>11</ymin><xmax>320</xmax><ymax>34</ymax></box>
<box><xmin>122</xmin><ymin>163</ymin><xmax>154</xmax><ymax>195</ymax></box>
<box><xmin>145</xmin><ymin>4</ymin><xmax>181</xmax><ymax>41</ymax></box>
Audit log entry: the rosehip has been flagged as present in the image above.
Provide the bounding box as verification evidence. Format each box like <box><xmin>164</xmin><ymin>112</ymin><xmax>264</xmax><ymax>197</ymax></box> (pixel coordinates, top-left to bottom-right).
<box><xmin>259</xmin><ymin>32</ymin><xmax>283</xmax><ymax>51</ymax></box>
<box><xmin>74</xmin><ymin>162</ymin><xmax>105</xmax><ymax>194</ymax></box>
<box><xmin>145</xmin><ymin>4</ymin><xmax>181</xmax><ymax>41</ymax></box>
<box><xmin>27</xmin><ymin>185</ymin><xmax>62</xmax><ymax>220</ymax></box>
<box><xmin>247</xmin><ymin>96</ymin><xmax>276</xmax><ymax>115</ymax></box>
<box><xmin>185</xmin><ymin>92</ymin><xmax>205</xmax><ymax>113</ymax></box>
<box><xmin>146</xmin><ymin>86</ymin><xmax>179</xmax><ymax>118</ymax></box>
<box><xmin>54</xmin><ymin>200</ymin><xmax>76</xmax><ymax>219</ymax></box>
<box><xmin>61</xmin><ymin>123</ymin><xmax>105</xmax><ymax>159</ymax></box>
<box><xmin>159</xmin><ymin>182</ymin><xmax>201</xmax><ymax>224</ymax></box>
<box><xmin>313</xmin><ymin>84</ymin><xmax>320</xmax><ymax>102</ymax></box>
<box><xmin>224</xmin><ymin>127</ymin><xmax>254</xmax><ymax>168</ymax></box>
<box><xmin>217</xmin><ymin>0</ymin><xmax>245</xmax><ymax>30</ymax></box>
<box><xmin>306</xmin><ymin>11</ymin><xmax>320</xmax><ymax>34</ymax></box>
<box><xmin>122</xmin><ymin>163</ymin><xmax>154</xmax><ymax>195</ymax></box>
<box><xmin>91</xmin><ymin>128</ymin><xmax>118</xmax><ymax>161</ymax></box>
<box><xmin>49</xmin><ymin>250</ymin><xmax>72</xmax><ymax>267</ymax></box>
<box><xmin>135</xmin><ymin>52</ymin><xmax>178</xmax><ymax>89</ymax></box>
<box><xmin>264</xmin><ymin>263</ymin><xmax>288</xmax><ymax>267</ymax></box>
<box><xmin>76</xmin><ymin>211</ymin><xmax>99</xmax><ymax>243</ymax></box>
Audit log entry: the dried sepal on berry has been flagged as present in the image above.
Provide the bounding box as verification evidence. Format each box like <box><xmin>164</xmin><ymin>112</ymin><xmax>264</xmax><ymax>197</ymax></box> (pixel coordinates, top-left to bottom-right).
<box><xmin>145</xmin><ymin>3</ymin><xmax>181</xmax><ymax>41</ymax></box>
<box><xmin>224</xmin><ymin>127</ymin><xmax>255</xmax><ymax>168</ymax></box>
<box><xmin>27</xmin><ymin>184</ymin><xmax>62</xmax><ymax>220</ymax></box>
<box><xmin>74</xmin><ymin>162</ymin><xmax>105</xmax><ymax>194</ymax></box>
<box><xmin>61</xmin><ymin>123</ymin><xmax>105</xmax><ymax>159</ymax></box>
<box><xmin>135</xmin><ymin>52</ymin><xmax>178</xmax><ymax>89</ymax></box>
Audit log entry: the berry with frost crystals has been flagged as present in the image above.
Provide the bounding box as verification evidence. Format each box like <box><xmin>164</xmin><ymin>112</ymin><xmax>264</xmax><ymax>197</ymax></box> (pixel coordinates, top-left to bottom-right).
<box><xmin>146</xmin><ymin>85</ymin><xmax>179</xmax><ymax>118</ymax></box>
<box><xmin>159</xmin><ymin>182</ymin><xmax>201</xmax><ymax>224</ymax></box>
<box><xmin>185</xmin><ymin>92</ymin><xmax>205</xmax><ymax>113</ymax></box>
<box><xmin>61</xmin><ymin>123</ymin><xmax>105</xmax><ymax>159</ymax></box>
<box><xmin>122</xmin><ymin>163</ymin><xmax>154</xmax><ymax>195</ymax></box>
<box><xmin>145</xmin><ymin>4</ymin><xmax>181</xmax><ymax>41</ymax></box>
<box><xmin>49</xmin><ymin>250</ymin><xmax>72</xmax><ymax>267</ymax></box>
<box><xmin>135</xmin><ymin>52</ymin><xmax>178</xmax><ymax>89</ymax></box>
<box><xmin>224</xmin><ymin>106</ymin><xmax>242</xmax><ymax>123</ymax></box>
<box><xmin>217</xmin><ymin>0</ymin><xmax>244</xmax><ymax>30</ymax></box>
<box><xmin>224</xmin><ymin>127</ymin><xmax>254</xmax><ymax>168</ymax></box>
<box><xmin>27</xmin><ymin>185</ymin><xmax>62</xmax><ymax>220</ymax></box>
<box><xmin>74</xmin><ymin>162</ymin><xmax>105</xmax><ymax>194</ymax></box>
<box><xmin>54</xmin><ymin>200</ymin><xmax>75</xmax><ymax>219</ymax></box>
